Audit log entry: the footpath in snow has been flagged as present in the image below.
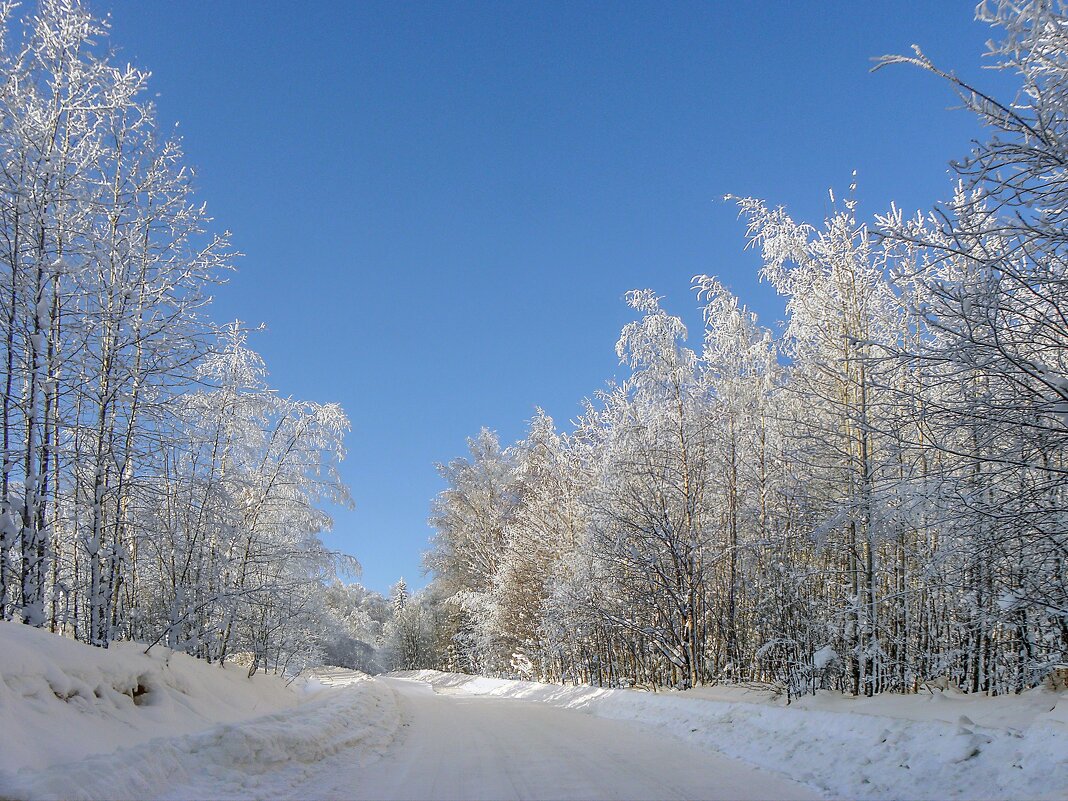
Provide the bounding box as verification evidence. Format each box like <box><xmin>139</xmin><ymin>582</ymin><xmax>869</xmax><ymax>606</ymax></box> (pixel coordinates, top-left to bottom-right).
<box><xmin>0</xmin><ymin>622</ymin><xmax>399</xmax><ymax>801</ymax></box>
<box><xmin>395</xmin><ymin>669</ymin><xmax>1068</xmax><ymax>801</ymax></box>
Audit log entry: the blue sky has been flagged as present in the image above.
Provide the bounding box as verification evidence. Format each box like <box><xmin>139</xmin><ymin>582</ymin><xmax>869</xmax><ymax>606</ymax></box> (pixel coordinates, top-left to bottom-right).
<box><xmin>103</xmin><ymin>1</ymin><xmax>997</xmax><ymax>595</ymax></box>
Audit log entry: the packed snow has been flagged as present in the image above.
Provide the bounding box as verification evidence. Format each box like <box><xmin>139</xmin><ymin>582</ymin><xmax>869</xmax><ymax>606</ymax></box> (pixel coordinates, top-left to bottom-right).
<box><xmin>396</xmin><ymin>670</ymin><xmax>1068</xmax><ymax>801</ymax></box>
<box><xmin>284</xmin><ymin>676</ymin><xmax>820</xmax><ymax>801</ymax></box>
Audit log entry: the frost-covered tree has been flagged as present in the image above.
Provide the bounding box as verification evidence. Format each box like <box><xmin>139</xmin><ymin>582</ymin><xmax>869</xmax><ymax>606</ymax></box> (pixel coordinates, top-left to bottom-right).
<box><xmin>426</xmin><ymin>428</ymin><xmax>520</xmax><ymax>672</ymax></box>
<box><xmin>488</xmin><ymin>411</ymin><xmax>585</xmax><ymax>678</ymax></box>
<box><xmin>692</xmin><ymin>276</ymin><xmax>782</xmax><ymax>680</ymax></box>
<box><xmin>874</xmin><ymin>1</ymin><xmax>1068</xmax><ymax>690</ymax></box>
<box><xmin>582</xmin><ymin>290</ymin><xmax>715</xmax><ymax>688</ymax></box>
<box><xmin>421</xmin><ymin>0</ymin><xmax>1068</xmax><ymax>698</ymax></box>
<box><xmin>318</xmin><ymin>581</ymin><xmax>390</xmax><ymax>672</ymax></box>
<box><xmin>0</xmin><ymin>1</ymin><xmax>357</xmax><ymax>676</ymax></box>
<box><xmin>733</xmin><ymin>189</ymin><xmax>916</xmax><ymax>695</ymax></box>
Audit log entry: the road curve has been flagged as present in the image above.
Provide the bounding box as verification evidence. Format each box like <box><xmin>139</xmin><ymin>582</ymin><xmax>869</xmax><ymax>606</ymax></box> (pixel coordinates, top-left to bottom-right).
<box><xmin>303</xmin><ymin>676</ymin><xmax>821</xmax><ymax>801</ymax></box>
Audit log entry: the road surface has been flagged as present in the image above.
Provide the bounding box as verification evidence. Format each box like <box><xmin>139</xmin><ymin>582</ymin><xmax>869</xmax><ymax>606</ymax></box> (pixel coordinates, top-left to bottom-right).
<box><xmin>297</xmin><ymin>676</ymin><xmax>821</xmax><ymax>801</ymax></box>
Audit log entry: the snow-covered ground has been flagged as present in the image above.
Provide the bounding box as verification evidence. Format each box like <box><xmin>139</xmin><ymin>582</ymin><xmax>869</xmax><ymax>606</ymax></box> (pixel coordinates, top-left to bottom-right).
<box><xmin>396</xmin><ymin>670</ymin><xmax>1068</xmax><ymax>801</ymax></box>
<box><xmin>0</xmin><ymin>623</ymin><xmax>399</xmax><ymax>800</ymax></box>
<box><xmin>0</xmin><ymin>624</ymin><xmax>815</xmax><ymax>801</ymax></box>
<box><xmin>4</xmin><ymin>621</ymin><xmax>1065</xmax><ymax>800</ymax></box>
<box><xmin>284</xmin><ymin>675</ymin><xmax>819</xmax><ymax>801</ymax></box>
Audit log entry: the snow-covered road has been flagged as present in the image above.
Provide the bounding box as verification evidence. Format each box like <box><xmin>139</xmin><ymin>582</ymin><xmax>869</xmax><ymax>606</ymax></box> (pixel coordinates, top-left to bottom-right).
<box><xmin>7</xmin><ymin>624</ymin><xmax>1064</xmax><ymax>800</ymax></box>
<box><xmin>294</xmin><ymin>677</ymin><xmax>820</xmax><ymax>801</ymax></box>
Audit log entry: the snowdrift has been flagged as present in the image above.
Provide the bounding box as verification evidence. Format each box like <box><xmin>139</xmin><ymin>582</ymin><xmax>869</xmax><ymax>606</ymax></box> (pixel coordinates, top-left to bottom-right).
<box><xmin>395</xmin><ymin>670</ymin><xmax>1068</xmax><ymax>801</ymax></box>
<box><xmin>0</xmin><ymin>622</ymin><xmax>399</xmax><ymax>800</ymax></box>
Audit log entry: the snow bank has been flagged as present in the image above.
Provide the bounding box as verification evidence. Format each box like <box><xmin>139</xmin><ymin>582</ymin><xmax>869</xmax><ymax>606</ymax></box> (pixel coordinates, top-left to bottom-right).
<box><xmin>9</xmin><ymin>677</ymin><xmax>399</xmax><ymax>801</ymax></box>
<box><xmin>0</xmin><ymin>623</ymin><xmax>400</xmax><ymax>800</ymax></box>
<box><xmin>0</xmin><ymin>621</ymin><xmax>298</xmax><ymax>774</ymax></box>
<box><xmin>395</xmin><ymin>670</ymin><xmax>1068</xmax><ymax>801</ymax></box>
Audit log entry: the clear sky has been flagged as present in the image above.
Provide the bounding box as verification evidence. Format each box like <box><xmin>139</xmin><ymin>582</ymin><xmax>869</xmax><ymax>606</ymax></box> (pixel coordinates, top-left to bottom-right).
<box><xmin>101</xmin><ymin>1</ymin><xmax>998</xmax><ymax>595</ymax></box>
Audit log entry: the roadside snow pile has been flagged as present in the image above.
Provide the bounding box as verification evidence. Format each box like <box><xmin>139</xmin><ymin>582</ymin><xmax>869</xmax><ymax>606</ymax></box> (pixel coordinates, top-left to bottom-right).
<box><xmin>0</xmin><ymin>622</ymin><xmax>400</xmax><ymax>801</ymax></box>
<box><xmin>0</xmin><ymin>621</ymin><xmax>299</xmax><ymax>774</ymax></box>
<box><xmin>395</xmin><ymin>670</ymin><xmax>1068</xmax><ymax>801</ymax></box>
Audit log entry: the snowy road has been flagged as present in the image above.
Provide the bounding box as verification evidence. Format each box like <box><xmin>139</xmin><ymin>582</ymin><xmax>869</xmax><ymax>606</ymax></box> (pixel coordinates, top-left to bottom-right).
<box><xmin>296</xmin><ymin>677</ymin><xmax>821</xmax><ymax>801</ymax></box>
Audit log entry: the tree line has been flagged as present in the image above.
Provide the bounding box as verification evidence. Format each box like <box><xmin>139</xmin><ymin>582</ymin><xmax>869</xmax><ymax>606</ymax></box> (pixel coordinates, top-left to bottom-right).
<box><xmin>0</xmin><ymin>0</ymin><xmax>353</xmax><ymax>675</ymax></box>
<box><xmin>418</xmin><ymin>2</ymin><xmax>1068</xmax><ymax>697</ymax></box>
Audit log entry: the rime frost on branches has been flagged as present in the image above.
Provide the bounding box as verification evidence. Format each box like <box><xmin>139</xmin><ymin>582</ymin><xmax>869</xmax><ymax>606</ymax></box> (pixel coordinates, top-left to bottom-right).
<box><xmin>420</xmin><ymin>2</ymin><xmax>1068</xmax><ymax>695</ymax></box>
<box><xmin>0</xmin><ymin>1</ymin><xmax>357</xmax><ymax>674</ymax></box>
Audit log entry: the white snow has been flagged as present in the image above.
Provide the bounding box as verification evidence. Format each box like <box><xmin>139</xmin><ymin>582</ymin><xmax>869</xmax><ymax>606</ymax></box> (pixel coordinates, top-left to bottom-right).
<box><xmin>281</xmin><ymin>676</ymin><xmax>821</xmax><ymax>801</ymax></box>
<box><xmin>0</xmin><ymin>621</ymin><xmax>299</xmax><ymax>774</ymax></box>
<box><xmin>0</xmin><ymin>624</ymin><xmax>815</xmax><ymax>801</ymax></box>
<box><xmin>395</xmin><ymin>670</ymin><xmax>1068</xmax><ymax>801</ymax></box>
<box><xmin>0</xmin><ymin>623</ymin><xmax>399</xmax><ymax>801</ymax></box>
<box><xmin>811</xmin><ymin>644</ymin><xmax>837</xmax><ymax>671</ymax></box>
<box><xmin>4</xmin><ymin>621</ymin><xmax>1066</xmax><ymax>800</ymax></box>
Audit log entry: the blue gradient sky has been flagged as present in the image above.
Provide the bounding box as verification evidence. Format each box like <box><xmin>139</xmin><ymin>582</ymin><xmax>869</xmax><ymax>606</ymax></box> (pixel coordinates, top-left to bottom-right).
<box><xmin>103</xmin><ymin>1</ymin><xmax>997</xmax><ymax>594</ymax></box>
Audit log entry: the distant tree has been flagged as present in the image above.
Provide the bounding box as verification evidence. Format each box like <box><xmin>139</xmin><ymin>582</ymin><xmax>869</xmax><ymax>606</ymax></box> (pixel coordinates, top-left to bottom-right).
<box><xmin>391</xmin><ymin>578</ymin><xmax>409</xmax><ymax>613</ymax></box>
